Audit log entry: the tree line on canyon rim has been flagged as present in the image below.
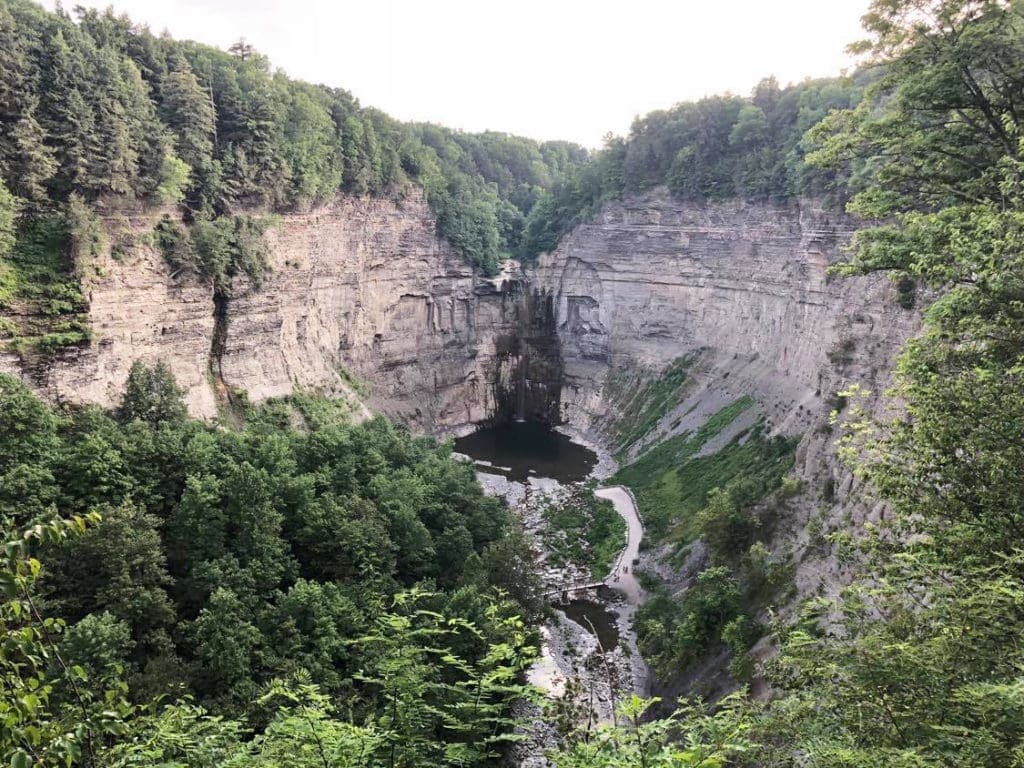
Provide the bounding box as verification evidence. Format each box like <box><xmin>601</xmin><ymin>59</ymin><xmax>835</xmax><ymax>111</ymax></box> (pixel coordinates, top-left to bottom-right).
<box><xmin>4</xmin><ymin>0</ymin><xmax>1024</xmax><ymax>765</ymax></box>
<box><xmin>0</xmin><ymin>0</ymin><xmax>866</xmax><ymax>355</ymax></box>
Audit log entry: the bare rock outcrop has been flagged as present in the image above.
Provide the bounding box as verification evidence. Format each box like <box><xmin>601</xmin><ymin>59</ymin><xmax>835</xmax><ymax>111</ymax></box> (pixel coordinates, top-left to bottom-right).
<box><xmin>217</xmin><ymin>194</ymin><xmax>515</xmax><ymax>431</ymax></box>
<box><xmin>0</xmin><ymin>193</ymin><xmax>525</xmax><ymax>433</ymax></box>
<box><xmin>530</xmin><ymin>189</ymin><xmax>921</xmax><ymax>600</ymax></box>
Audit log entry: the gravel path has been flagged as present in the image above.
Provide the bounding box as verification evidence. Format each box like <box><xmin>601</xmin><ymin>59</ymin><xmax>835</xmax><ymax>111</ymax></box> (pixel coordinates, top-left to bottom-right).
<box><xmin>597</xmin><ymin>485</ymin><xmax>644</xmax><ymax>604</ymax></box>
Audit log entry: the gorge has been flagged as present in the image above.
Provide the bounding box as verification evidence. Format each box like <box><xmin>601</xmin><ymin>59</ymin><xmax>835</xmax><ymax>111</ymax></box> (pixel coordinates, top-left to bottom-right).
<box><xmin>7</xmin><ymin>0</ymin><xmax>1021</xmax><ymax>763</ymax></box>
<box><xmin>1</xmin><ymin>184</ymin><xmax>918</xmax><ymax>625</ymax></box>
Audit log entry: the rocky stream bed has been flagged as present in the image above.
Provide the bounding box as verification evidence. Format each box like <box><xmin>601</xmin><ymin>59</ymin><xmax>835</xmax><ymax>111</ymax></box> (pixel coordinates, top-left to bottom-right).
<box><xmin>457</xmin><ymin>425</ymin><xmax>651</xmax><ymax>765</ymax></box>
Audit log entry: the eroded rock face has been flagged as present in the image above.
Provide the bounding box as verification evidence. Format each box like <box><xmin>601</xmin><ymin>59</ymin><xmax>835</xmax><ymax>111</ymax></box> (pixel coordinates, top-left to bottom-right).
<box><xmin>0</xmin><ymin>207</ymin><xmax>220</xmax><ymax>417</ymax></box>
<box><xmin>530</xmin><ymin>189</ymin><xmax>920</xmax><ymax>603</ymax></box>
<box><xmin>216</xmin><ymin>194</ymin><xmax>518</xmax><ymax>432</ymax></box>
<box><xmin>0</xmin><ymin>194</ymin><xmax>536</xmax><ymax>433</ymax></box>
<box><xmin>532</xmin><ymin>190</ymin><xmax>912</xmax><ymax>439</ymax></box>
<box><xmin>0</xmin><ymin>186</ymin><xmax>921</xmax><ymax>620</ymax></box>
<box><xmin>0</xmin><ymin>189</ymin><xmax>917</xmax><ymax>499</ymax></box>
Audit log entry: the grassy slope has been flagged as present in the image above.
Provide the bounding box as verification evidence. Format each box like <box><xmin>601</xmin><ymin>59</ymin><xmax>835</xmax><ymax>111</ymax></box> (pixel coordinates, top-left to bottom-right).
<box><xmin>601</xmin><ymin>356</ymin><xmax>696</xmax><ymax>460</ymax></box>
<box><xmin>614</xmin><ymin>397</ymin><xmax>798</xmax><ymax>547</ymax></box>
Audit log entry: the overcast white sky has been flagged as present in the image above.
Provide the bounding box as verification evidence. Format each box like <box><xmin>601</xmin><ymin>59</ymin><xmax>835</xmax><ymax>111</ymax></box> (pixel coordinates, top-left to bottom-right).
<box><xmin>40</xmin><ymin>0</ymin><xmax>870</xmax><ymax>147</ymax></box>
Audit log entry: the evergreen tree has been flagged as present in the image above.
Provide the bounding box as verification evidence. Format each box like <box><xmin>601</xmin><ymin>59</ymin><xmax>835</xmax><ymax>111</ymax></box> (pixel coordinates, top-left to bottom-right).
<box><xmin>118</xmin><ymin>360</ymin><xmax>188</xmax><ymax>425</ymax></box>
<box><xmin>38</xmin><ymin>29</ymin><xmax>96</xmax><ymax>197</ymax></box>
<box><xmin>160</xmin><ymin>57</ymin><xmax>215</xmax><ymax>172</ymax></box>
<box><xmin>0</xmin><ymin>7</ymin><xmax>55</xmax><ymax>203</ymax></box>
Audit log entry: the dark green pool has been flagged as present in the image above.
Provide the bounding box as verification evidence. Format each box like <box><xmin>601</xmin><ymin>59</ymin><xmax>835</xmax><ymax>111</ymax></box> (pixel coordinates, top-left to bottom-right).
<box><xmin>454</xmin><ymin>421</ymin><xmax>597</xmax><ymax>483</ymax></box>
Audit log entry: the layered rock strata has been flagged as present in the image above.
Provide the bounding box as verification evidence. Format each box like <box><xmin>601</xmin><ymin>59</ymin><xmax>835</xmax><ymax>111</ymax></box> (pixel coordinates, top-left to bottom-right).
<box><xmin>0</xmin><ymin>193</ymin><xmax>548</xmax><ymax>433</ymax></box>
<box><xmin>530</xmin><ymin>189</ymin><xmax>920</xmax><ymax>605</ymax></box>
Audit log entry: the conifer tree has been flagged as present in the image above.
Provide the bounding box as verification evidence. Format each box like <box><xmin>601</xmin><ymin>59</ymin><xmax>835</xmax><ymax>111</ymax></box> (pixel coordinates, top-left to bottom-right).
<box><xmin>161</xmin><ymin>57</ymin><xmax>216</xmax><ymax>171</ymax></box>
<box><xmin>38</xmin><ymin>29</ymin><xmax>96</xmax><ymax>197</ymax></box>
<box><xmin>0</xmin><ymin>7</ymin><xmax>55</xmax><ymax>203</ymax></box>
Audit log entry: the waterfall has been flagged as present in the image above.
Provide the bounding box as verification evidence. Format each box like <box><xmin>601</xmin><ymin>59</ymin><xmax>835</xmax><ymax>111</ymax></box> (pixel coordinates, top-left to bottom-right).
<box><xmin>491</xmin><ymin>279</ymin><xmax>563</xmax><ymax>426</ymax></box>
<box><xmin>515</xmin><ymin>330</ymin><xmax>528</xmax><ymax>422</ymax></box>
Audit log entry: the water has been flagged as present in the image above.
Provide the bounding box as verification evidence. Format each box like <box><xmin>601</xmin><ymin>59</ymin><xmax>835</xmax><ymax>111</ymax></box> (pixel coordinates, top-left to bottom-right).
<box><xmin>454</xmin><ymin>421</ymin><xmax>596</xmax><ymax>483</ymax></box>
<box><xmin>560</xmin><ymin>597</ymin><xmax>619</xmax><ymax>651</ymax></box>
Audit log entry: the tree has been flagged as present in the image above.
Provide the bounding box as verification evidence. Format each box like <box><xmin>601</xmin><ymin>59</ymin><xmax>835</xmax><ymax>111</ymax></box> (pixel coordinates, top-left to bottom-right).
<box><xmin>44</xmin><ymin>502</ymin><xmax>176</xmax><ymax>657</ymax></box>
<box><xmin>0</xmin><ymin>512</ymin><xmax>120</xmax><ymax>768</ymax></box>
<box><xmin>186</xmin><ymin>587</ymin><xmax>262</xmax><ymax>711</ymax></box>
<box><xmin>38</xmin><ymin>29</ymin><xmax>95</xmax><ymax>197</ymax></box>
<box><xmin>551</xmin><ymin>694</ymin><xmax>752</xmax><ymax>767</ymax></box>
<box><xmin>160</xmin><ymin>58</ymin><xmax>215</xmax><ymax>171</ymax></box>
<box><xmin>118</xmin><ymin>360</ymin><xmax>188</xmax><ymax>425</ymax></box>
<box><xmin>756</xmin><ymin>2</ymin><xmax>1024</xmax><ymax>764</ymax></box>
<box><xmin>0</xmin><ymin>7</ymin><xmax>56</xmax><ymax>203</ymax></box>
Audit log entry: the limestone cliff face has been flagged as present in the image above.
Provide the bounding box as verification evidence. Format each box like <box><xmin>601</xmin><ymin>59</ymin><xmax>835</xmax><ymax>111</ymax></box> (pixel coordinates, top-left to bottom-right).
<box><xmin>0</xmin><ymin>189</ymin><xmax>917</xmax><ymax>524</ymax></box>
<box><xmin>0</xmin><ymin>186</ymin><xmax>919</xmax><ymax>607</ymax></box>
<box><xmin>0</xmin><ymin>193</ymin><xmax>528</xmax><ymax>433</ymax></box>
<box><xmin>215</xmin><ymin>194</ymin><xmax>515</xmax><ymax>432</ymax></box>
<box><xmin>0</xmin><ymin>207</ymin><xmax>220</xmax><ymax>418</ymax></box>
<box><xmin>532</xmin><ymin>190</ymin><xmax>912</xmax><ymax>439</ymax></box>
<box><xmin>530</xmin><ymin>189</ymin><xmax>920</xmax><ymax>599</ymax></box>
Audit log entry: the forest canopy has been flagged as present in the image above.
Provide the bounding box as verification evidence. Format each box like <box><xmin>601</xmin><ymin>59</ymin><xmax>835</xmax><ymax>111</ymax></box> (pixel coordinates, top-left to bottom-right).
<box><xmin>0</xmin><ymin>366</ymin><xmax>545</xmax><ymax>766</ymax></box>
<box><xmin>0</xmin><ymin>0</ymin><xmax>588</xmax><ymax>277</ymax></box>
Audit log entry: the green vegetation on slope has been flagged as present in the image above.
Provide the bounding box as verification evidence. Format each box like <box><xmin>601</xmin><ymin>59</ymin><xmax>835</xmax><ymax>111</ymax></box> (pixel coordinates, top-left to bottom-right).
<box><xmin>0</xmin><ymin>0</ymin><xmax>588</xmax><ymax>292</ymax></box>
<box><xmin>0</xmin><ymin>364</ymin><xmax>544</xmax><ymax>765</ymax></box>
<box><xmin>603</xmin><ymin>355</ymin><xmax>696</xmax><ymax>459</ymax></box>
<box><xmin>614</xmin><ymin>397</ymin><xmax>797</xmax><ymax>545</ymax></box>
<box><xmin>579</xmin><ymin>1</ymin><xmax>1024</xmax><ymax>763</ymax></box>
<box><xmin>540</xmin><ymin>484</ymin><xmax>626</xmax><ymax>580</ymax></box>
<box><xmin>634</xmin><ymin>475</ymin><xmax>799</xmax><ymax>682</ymax></box>
<box><xmin>0</xmin><ymin>213</ymin><xmax>90</xmax><ymax>352</ymax></box>
<box><xmin>519</xmin><ymin>74</ymin><xmax>867</xmax><ymax>259</ymax></box>
<box><xmin>611</xmin><ymin>395</ymin><xmax>798</xmax><ymax>683</ymax></box>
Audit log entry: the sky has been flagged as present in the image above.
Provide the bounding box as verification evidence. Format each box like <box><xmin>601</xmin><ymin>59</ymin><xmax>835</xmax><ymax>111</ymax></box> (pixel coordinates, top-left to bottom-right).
<box><xmin>39</xmin><ymin>0</ymin><xmax>871</xmax><ymax>148</ymax></box>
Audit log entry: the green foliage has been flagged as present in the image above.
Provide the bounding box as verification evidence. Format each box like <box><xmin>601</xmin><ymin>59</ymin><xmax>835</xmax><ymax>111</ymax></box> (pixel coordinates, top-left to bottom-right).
<box><xmin>0</xmin><ymin>179</ymin><xmax>17</xmax><ymax>257</ymax></box>
<box><xmin>0</xmin><ymin>512</ymin><xmax>122</xmax><ymax>768</ymax></box>
<box><xmin>614</xmin><ymin>397</ymin><xmax>795</xmax><ymax>685</ymax></box>
<box><xmin>744</xmin><ymin>2</ymin><xmax>1024</xmax><ymax>765</ymax></box>
<box><xmin>540</xmin><ymin>485</ymin><xmax>626</xmax><ymax>579</ymax></box>
<box><xmin>154</xmin><ymin>151</ymin><xmax>190</xmax><ymax>205</ymax></box>
<box><xmin>614</xmin><ymin>398</ymin><xmax>796</xmax><ymax>545</ymax></box>
<box><xmin>0</xmin><ymin>213</ymin><xmax>89</xmax><ymax>352</ymax></box>
<box><xmin>551</xmin><ymin>693</ymin><xmax>752</xmax><ymax>767</ymax></box>
<box><xmin>154</xmin><ymin>213</ymin><xmax>270</xmax><ymax>290</ymax></box>
<box><xmin>118</xmin><ymin>360</ymin><xmax>187</xmax><ymax>425</ymax></box>
<box><xmin>694</xmin><ymin>483</ymin><xmax>759</xmax><ymax>561</ymax></box>
<box><xmin>519</xmin><ymin>137</ymin><xmax>625</xmax><ymax>259</ymax></box>
<box><xmin>0</xmin><ymin>371</ymin><xmax>540</xmax><ymax>753</ymax></box>
<box><xmin>635</xmin><ymin>567</ymin><xmax>748</xmax><ymax>679</ymax></box>
<box><xmin>3</xmin><ymin>530</ymin><xmax>535</xmax><ymax>767</ymax></box>
<box><xmin>603</xmin><ymin>355</ymin><xmax>694</xmax><ymax>459</ymax></box>
<box><xmin>520</xmin><ymin>76</ymin><xmax>865</xmax><ymax>260</ymax></box>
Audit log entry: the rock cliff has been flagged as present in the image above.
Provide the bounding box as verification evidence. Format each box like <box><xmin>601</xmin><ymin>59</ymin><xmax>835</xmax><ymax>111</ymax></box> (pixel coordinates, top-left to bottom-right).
<box><xmin>0</xmin><ymin>185</ymin><xmax>920</xmax><ymax>625</ymax></box>
<box><xmin>530</xmin><ymin>189</ymin><xmax>920</xmax><ymax>604</ymax></box>
<box><xmin>0</xmin><ymin>193</ymin><xmax>541</xmax><ymax>433</ymax></box>
<box><xmin>1</xmin><ymin>188</ymin><xmax>917</xmax><ymax>561</ymax></box>
<box><xmin>532</xmin><ymin>190</ymin><xmax>912</xmax><ymax>441</ymax></box>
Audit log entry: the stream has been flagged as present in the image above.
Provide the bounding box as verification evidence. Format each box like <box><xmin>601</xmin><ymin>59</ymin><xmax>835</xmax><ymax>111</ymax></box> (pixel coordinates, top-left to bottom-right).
<box><xmin>454</xmin><ymin>422</ymin><xmax>649</xmax><ymax>734</ymax></box>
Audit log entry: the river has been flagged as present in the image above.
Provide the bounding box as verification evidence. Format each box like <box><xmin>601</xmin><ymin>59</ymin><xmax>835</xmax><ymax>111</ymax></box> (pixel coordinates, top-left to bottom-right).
<box><xmin>454</xmin><ymin>422</ymin><xmax>649</xmax><ymax>728</ymax></box>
